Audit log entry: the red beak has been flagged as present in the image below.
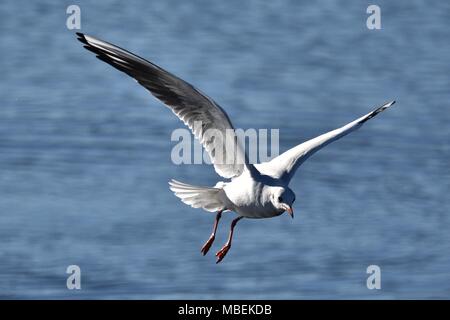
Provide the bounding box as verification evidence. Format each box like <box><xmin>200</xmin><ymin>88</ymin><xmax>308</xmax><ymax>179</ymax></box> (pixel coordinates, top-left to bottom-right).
<box><xmin>285</xmin><ymin>205</ymin><xmax>294</xmax><ymax>219</ymax></box>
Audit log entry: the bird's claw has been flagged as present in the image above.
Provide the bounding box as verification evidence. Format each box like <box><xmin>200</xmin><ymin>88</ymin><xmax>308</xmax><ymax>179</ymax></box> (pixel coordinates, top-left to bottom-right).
<box><xmin>215</xmin><ymin>244</ymin><xmax>231</xmax><ymax>263</ymax></box>
<box><xmin>201</xmin><ymin>235</ymin><xmax>215</xmax><ymax>256</ymax></box>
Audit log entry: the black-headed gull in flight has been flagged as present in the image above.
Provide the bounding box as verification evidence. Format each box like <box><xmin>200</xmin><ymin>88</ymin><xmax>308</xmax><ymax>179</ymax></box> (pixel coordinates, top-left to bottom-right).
<box><xmin>77</xmin><ymin>33</ymin><xmax>395</xmax><ymax>263</ymax></box>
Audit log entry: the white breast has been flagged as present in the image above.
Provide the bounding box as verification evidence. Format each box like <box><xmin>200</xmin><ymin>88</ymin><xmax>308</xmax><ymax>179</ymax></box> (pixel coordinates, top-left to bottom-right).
<box><xmin>223</xmin><ymin>172</ymin><xmax>282</xmax><ymax>219</ymax></box>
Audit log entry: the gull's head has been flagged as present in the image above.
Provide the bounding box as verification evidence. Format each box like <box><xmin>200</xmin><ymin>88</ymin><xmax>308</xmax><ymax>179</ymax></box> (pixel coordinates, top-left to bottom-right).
<box><xmin>271</xmin><ymin>187</ymin><xmax>296</xmax><ymax>218</ymax></box>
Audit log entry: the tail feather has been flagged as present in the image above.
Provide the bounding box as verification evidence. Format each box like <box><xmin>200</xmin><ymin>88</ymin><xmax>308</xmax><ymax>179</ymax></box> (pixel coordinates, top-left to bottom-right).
<box><xmin>168</xmin><ymin>179</ymin><xmax>226</xmax><ymax>212</ymax></box>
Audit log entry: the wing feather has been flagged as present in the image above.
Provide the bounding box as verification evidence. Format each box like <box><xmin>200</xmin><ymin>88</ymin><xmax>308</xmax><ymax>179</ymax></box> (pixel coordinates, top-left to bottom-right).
<box><xmin>77</xmin><ymin>33</ymin><xmax>252</xmax><ymax>178</ymax></box>
<box><xmin>258</xmin><ymin>101</ymin><xmax>396</xmax><ymax>183</ymax></box>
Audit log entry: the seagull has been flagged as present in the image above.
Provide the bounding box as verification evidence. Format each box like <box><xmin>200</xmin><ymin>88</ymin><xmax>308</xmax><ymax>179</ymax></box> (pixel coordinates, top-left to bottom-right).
<box><xmin>76</xmin><ymin>33</ymin><xmax>396</xmax><ymax>263</ymax></box>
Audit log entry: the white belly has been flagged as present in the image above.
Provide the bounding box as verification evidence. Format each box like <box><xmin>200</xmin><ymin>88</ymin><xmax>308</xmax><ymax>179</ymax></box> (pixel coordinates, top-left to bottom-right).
<box><xmin>222</xmin><ymin>173</ymin><xmax>282</xmax><ymax>219</ymax></box>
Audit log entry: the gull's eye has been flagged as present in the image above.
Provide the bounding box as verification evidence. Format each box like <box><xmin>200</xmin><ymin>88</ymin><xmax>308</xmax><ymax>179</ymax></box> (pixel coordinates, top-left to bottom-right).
<box><xmin>278</xmin><ymin>196</ymin><xmax>282</xmax><ymax>202</ymax></box>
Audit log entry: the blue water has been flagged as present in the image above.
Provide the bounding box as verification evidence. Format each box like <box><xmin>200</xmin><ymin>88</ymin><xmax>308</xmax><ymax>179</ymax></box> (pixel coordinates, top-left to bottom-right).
<box><xmin>0</xmin><ymin>0</ymin><xmax>449</xmax><ymax>299</ymax></box>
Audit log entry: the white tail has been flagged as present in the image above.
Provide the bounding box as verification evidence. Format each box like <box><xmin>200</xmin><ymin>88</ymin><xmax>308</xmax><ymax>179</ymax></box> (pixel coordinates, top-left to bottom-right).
<box><xmin>168</xmin><ymin>179</ymin><xmax>226</xmax><ymax>212</ymax></box>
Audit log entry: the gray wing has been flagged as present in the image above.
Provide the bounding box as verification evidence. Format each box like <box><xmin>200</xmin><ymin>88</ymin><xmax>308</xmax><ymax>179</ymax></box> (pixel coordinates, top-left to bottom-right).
<box><xmin>77</xmin><ymin>33</ymin><xmax>252</xmax><ymax>179</ymax></box>
<box><xmin>258</xmin><ymin>101</ymin><xmax>396</xmax><ymax>183</ymax></box>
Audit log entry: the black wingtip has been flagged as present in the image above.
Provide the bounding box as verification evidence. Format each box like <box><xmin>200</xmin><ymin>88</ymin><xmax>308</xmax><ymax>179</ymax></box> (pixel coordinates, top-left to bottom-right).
<box><xmin>76</xmin><ymin>32</ymin><xmax>88</xmax><ymax>45</ymax></box>
<box><xmin>358</xmin><ymin>100</ymin><xmax>396</xmax><ymax>124</ymax></box>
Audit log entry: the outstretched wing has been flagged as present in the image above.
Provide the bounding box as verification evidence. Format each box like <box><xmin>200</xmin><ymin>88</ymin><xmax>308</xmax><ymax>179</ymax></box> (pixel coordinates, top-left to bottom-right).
<box><xmin>258</xmin><ymin>101</ymin><xmax>396</xmax><ymax>183</ymax></box>
<box><xmin>76</xmin><ymin>33</ymin><xmax>253</xmax><ymax>179</ymax></box>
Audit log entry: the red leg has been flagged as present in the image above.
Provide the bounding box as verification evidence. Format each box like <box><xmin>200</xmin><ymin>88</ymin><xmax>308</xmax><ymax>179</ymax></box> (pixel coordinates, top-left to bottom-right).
<box><xmin>216</xmin><ymin>216</ymin><xmax>243</xmax><ymax>263</ymax></box>
<box><xmin>201</xmin><ymin>211</ymin><xmax>222</xmax><ymax>256</ymax></box>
